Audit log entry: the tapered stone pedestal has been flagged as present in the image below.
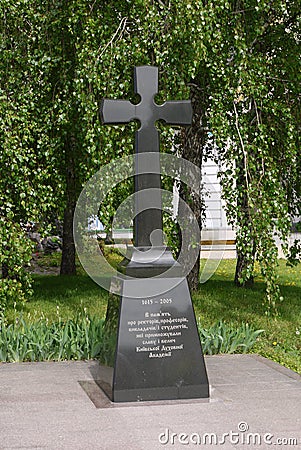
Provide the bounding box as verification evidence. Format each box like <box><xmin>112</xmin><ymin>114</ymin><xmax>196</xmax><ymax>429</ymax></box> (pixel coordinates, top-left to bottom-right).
<box><xmin>111</xmin><ymin>250</ymin><xmax>209</xmax><ymax>402</ymax></box>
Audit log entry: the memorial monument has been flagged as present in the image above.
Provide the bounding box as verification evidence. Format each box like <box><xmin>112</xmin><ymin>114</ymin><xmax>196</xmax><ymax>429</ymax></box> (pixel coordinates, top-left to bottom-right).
<box><xmin>100</xmin><ymin>66</ymin><xmax>209</xmax><ymax>402</ymax></box>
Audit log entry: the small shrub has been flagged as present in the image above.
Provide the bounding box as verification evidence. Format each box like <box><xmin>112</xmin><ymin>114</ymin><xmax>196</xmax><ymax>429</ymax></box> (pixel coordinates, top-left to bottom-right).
<box><xmin>0</xmin><ymin>315</ymin><xmax>116</xmax><ymax>364</ymax></box>
<box><xmin>0</xmin><ymin>314</ymin><xmax>262</xmax><ymax>364</ymax></box>
<box><xmin>35</xmin><ymin>252</ymin><xmax>61</xmax><ymax>268</ymax></box>
<box><xmin>198</xmin><ymin>320</ymin><xmax>264</xmax><ymax>355</ymax></box>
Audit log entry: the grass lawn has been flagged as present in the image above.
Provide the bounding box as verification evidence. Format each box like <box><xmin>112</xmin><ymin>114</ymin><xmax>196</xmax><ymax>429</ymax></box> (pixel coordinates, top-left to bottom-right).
<box><xmin>21</xmin><ymin>275</ymin><xmax>109</xmax><ymax>322</ymax></box>
<box><xmin>5</xmin><ymin>254</ymin><xmax>301</xmax><ymax>373</ymax></box>
<box><xmin>196</xmin><ymin>260</ymin><xmax>301</xmax><ymax>374</ymax></box>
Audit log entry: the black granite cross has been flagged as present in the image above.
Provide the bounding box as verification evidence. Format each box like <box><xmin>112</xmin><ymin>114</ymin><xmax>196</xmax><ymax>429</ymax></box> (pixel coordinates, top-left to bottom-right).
<box><xmin>100</xmin><ymin>66</ymin><xmax>192</xmax><ymax>248</ymax></box>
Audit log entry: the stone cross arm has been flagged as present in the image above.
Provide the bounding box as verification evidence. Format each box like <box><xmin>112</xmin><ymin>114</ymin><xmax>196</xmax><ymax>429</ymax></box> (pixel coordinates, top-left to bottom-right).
<box><xmin>101</xmin><ymin>98</ymin><xmax>192</xmax><ymax>127</ymax></box>
<box><xmin>100</xmin><ymin>66</ymin><xmax>192</xmax><ymax>134</ymax></box>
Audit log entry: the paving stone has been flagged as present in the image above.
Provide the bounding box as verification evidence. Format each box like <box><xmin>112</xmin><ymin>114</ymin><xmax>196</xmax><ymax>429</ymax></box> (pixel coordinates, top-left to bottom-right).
<box><xmin>0</xmin><ymin>355</ymin><xmax>300</xmax><ymax>449</ymax></box>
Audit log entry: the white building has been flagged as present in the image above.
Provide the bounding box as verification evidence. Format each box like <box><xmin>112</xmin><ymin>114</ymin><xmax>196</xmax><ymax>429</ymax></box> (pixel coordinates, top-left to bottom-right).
<box><xmin>201</xmin><ymin>157</ymin><xmax>236</xmax><ymax>258</ymax></box>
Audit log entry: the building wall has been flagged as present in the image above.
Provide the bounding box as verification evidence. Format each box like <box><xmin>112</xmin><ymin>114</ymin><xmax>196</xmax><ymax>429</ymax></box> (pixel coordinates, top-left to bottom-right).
<box><xmin>202</xmin><ymin>158</ymin><xmax>232</xmax><ymax>231</ymax></box>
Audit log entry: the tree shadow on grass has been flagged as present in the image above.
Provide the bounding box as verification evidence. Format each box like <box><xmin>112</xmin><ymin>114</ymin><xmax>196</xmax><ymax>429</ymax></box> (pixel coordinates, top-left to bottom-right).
<box><xmin>15</xmin><ymin>274</ymin><xmax>111</xmax><ymax>320</ymax></box>
<box><xmin>32</xmin><ymin>274</ymin><xmax>103</xmax><ymax>299</ymax></box>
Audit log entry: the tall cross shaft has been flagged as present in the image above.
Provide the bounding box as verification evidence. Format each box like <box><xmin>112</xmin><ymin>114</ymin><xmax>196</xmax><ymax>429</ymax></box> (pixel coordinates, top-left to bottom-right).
<box><xmin>100</xmin><ymin>66</ymin><xmax>192</xmax><ymax>248</ymax></box>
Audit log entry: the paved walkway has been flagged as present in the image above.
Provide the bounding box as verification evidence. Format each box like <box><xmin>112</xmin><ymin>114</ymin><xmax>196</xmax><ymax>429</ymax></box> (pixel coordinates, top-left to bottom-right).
<box><xmin>0</xmin><ymin>355</ymin><xmax>300</xmax><ymax>449</ymax></box>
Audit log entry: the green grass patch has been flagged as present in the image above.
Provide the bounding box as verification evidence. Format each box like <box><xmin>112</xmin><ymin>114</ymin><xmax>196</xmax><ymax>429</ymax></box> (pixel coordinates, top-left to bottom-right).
<box><xmin>196</xmin><ymin>259</ymin><xmax>301</xmax><ymax>373</ymax></box>
<box><xmin>8</xmin><ymin>274</ymin><xmax>109</xmax><ymax>323</ymax></box>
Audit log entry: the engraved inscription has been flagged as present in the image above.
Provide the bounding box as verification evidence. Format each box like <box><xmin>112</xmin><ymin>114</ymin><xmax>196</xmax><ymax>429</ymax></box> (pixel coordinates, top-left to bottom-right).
<box><xmin>126</xmin><ymin>296</ymin><xmax>190</xmax><ymax>359</ymax></box>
